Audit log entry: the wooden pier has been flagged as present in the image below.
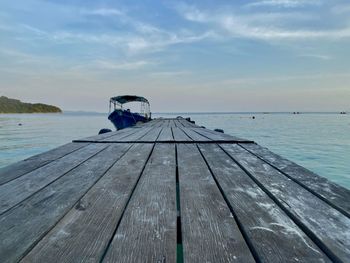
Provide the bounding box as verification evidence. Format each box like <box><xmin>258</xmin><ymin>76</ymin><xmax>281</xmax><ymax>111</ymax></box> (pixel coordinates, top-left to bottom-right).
<box><xmin>0</xmin><ymin>118</ymin><xmax>349</xmax><ymax>262</ymax></box>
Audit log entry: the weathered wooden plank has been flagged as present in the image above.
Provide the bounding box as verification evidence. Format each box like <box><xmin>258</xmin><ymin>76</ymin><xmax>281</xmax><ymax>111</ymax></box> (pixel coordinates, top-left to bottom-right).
<box><xmin>199</xmin><ymin>144</ymin><xmax>330</xmax><ymax>262</ymax></box>
<box><xmin>73</xmin><ymin>126</ymin><xmax>138</xmax><ymax>142</ymax></box>
<box><xmin>141</xmin><ymin>120</ymin><xmax>155</xmax><ymax>128</ymax></box>
<box><xmin>221</xmin><ymin>144</ymin><xmax>350</xmax><ymax>263</ymax></box>
<box><xmin>103</xmin><ymin>143</ymin><xmax>177</xmax><ymax>262</ymax></box>
<box><xmin>177</xmin><ymin>143</ymin><xmax>255</xmax><ymax>262</ymax></box>
<box><xmin>0</xmin><ymin>142</ymin><xmax>88</xmax><ymax>185</ymax></box>
<box><xmin>91</xmin><ymin>121</ymin><xmax>161</xmax><ymax>141</ymax></box>
<box><xmin>180</xmin><ymin>127</ymin><xmax>210</xmax><ymax>141</ymax></box>
<box><xmin>179</xmin><ymin>118</ymin><xmax>200</xmax><ymax>128</ymax></box>
<box><xmin>156</xmin><ymin>120</ymin><xmax>166</xmax><ymax>127</ymax></box>
<box><xmin>148</xmin><ymin>119</ymin><xmax>161</xmax><ymax>128</ymax></box>
<box><xmin>157</xmin><ymin>127</ymin><xmax>174</xmax><ymax>141</ymax></box>
<box><xmin>241</xmin><ymin>143</ymin><xmax>350</xmax><ymax>218</ymax></box>
<box><xmin>73</xmin><ymin>130</ymin><xmax>119</xmax><ymax>142</ymax></box>
<box><xmin>168</xmin><ymin>119</ymin><xmax>177</xmax><ymax>128</ymax></box>
<box><xmin>177</xmin><ymin>119</ymin><xmax>189</xmax><ymax>127</ymax></box>
<box><xmin>192</xmin><ymin>127</ymin><xmax>252</xmax><ymax>142</ymax></box>
<box><xmin>172</xmin><ymin>127</ymin><xmax>192</xmax><ymax>141</ymax></box>
<box><xmin>22</xmin><ymin>144</ymin><xmax>153</xmax><ymax>263</ymax></box>
<box><xmin>137</xmin><ymin>127</ymin><xmax>162</xmax><ymax>141</ymax></box>
<box><xmin>174</xmin><ymin>119</ymin><xmax>184</xmax><ymax>127</ymax></box>
<box><xmin>0</xmin><ymin>143</ymin><xmax>131</xmax><ymax>263</ymax></box>
<box><xmin>142</xmin><ymin>119</ymin><xmax>158</xmax><ymax>127</ymax></box>
<box><xmin>0</xmin><ymin>143</ymin><xmax>107</xmax><ymax>215</ymax></box>
<box><xmin>100</xmin><ymin>128</ymin><xmax>144</xmax><ymax>142</ymax></box>
<box><xmin>159</xmin><ymin>119</ymin><xmax>169</xmax><ymax>128</ymax></box>
<box><xmin>103</xmin><ymin>126</ymin><xmax>153</xmax><ymax>142</ymax></box>
<box><xmin>171</xmin><ymin>119</ymin><xmax>178</xmax><ymax>127</ymax></box>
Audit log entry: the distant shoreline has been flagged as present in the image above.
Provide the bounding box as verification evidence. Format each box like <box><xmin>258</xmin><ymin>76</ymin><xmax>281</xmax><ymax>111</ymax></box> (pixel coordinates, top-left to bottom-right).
<box><xmin>0</xmin><ymin>96</ymin><xmax>62</xmax><ymax>114</ymax></box>
<box><xmin>0</xmin><ymin>112</ymin><xmax>62</xmax><ymax>114</ymax></box>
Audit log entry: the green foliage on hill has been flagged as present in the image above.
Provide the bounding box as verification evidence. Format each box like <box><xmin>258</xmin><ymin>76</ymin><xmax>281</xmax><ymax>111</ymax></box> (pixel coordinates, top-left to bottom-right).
<box><xmin>0</xmin><ymin>96</ymin><xmax>62</xmax><ymax>113</ymax></box>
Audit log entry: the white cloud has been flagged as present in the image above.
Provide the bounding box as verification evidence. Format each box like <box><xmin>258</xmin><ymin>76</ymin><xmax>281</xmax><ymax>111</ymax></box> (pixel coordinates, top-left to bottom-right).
<box><xmin>245</xmin><ymin>0</ymin><xmax>322</xmax><ymax>8</ymax></box>
<box><xmin>82</xmin><ymin>8</ymin><xmax>123</xmax><ymax>16</ymax></box>
<box><xmin>298</xmin><ymin>54</ymin><xmax>332</xmax><ymax>60</ymax></box>
<box><xmin>9</xmin><ymin>22</ymin><xmax>213</xmax><ymax>55</ymax></box>
<box><xmin>331</xmin><ymin>4</ymin><xmax>350</xmax><ymax>15</ymax></box>
<box><xmin>218</xmin><ymin>72</ymin><xmax>350</xmax><ymax>86</ymax></box>
<box><xmin>176</xmin><ymin>5</ymin><xmax>350</xmax><ymax>41</ymax></box>
<box><xmin>21</xmin><ymin>24</ymin><xmax>47</xmax><ymax>37</ymax></box>
<box><xmin>92</xmin><ymin>60</ymin><xmax>150</xmax><ymax>70</ymax></box>
<box><xmin>176</xmin><ymin>4</ymin><xmax>208</xmax><ymax>22</ymax></box>
<box><xmin>149</xmin><ymin>71</ymin><xmax>191</xmax><ymax>77</ymax></box>
<box><xmin>220</xmin><ymin>16</ymin><xmax>350</xmax><ymax>40</ymax></box>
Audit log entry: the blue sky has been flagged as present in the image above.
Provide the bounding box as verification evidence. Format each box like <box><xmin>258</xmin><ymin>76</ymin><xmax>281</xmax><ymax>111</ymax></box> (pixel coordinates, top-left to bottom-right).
<box><xmin>0</xmin><ymin>0</ymin><xmax>349</xmax><ymax>112</ymax></box>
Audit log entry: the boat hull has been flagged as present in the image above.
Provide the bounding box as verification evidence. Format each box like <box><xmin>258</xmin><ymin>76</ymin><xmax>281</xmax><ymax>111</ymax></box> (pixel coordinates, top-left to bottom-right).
<box><xmin>108</xmin><ymin>109</ymin><xmax>149</xmax><ymax>130</ymax></box>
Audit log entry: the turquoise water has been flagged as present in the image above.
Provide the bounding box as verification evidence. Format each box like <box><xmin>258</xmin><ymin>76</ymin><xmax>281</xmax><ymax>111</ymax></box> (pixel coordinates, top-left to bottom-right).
<box><xmin>0</xmin><ymin>112</ymin><xmax>349</xmax><ymax>189</ymax></box>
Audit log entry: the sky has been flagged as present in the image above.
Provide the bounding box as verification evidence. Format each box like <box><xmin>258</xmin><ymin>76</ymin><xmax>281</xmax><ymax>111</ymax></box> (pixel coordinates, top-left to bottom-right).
<box><xmin>0</xmin><ymin>0</ymin><xmax>349</xmax><ymax>112</ymax></box>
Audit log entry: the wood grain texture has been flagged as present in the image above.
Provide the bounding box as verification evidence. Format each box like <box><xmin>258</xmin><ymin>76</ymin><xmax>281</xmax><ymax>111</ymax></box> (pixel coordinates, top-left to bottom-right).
<box><xmin>138</xmin><ymin>127</ymin><xmax>162</xmax><ymax>141</ymax></box>
<box><xmin>0</xmin><ymin>144</ymin><xmax>130</xmax><ymax>263</ymax></box>
<box><xmin>103</xmin><ymin>143</ymin><xmax>177</xmax><ymax>263</ymax></box>
<box><xmin>0</xmin><ymin>142</ymin><xmax>88</xmax><ymax>185</ymax></box>
<box><xmin>177</xmin><ymin>143</ymin><xmax>255</xmax><ymax>262</ymax></box>
<box><xmin>241</xmin><ymin>143</ymin><xmax>350</xmax><ymax>218</ymax></box>
<box><xmin>174</xmin><ymin>119</ymin><xmax>184</xmax><ymax>127</ymax></box>
<box><xmin>159</xmin><ymin>119</ymin><xmax>170</xmax><ymax>127</ymax></box>
<box><xmin>156</xmin><ymin>119</ymin><xmax>166</xmax><ymax>127</ymax></box>
<box><xmin>108</xmin><ymin>127</ymin><xmax>154</xmax><ymax>142</ymax></box>
<box><xmin>22</xmin><ymin>144</ymin><xmax>153</xmax><ymax>263</ymax></box>
<box><xmin>191</xmin><ymin>127</ymin><xmax>249</xmax><ymax>142</ymax></box>
<box><xmin>141</xmin><ymin>120</ymin><xmax>157</xmax><ymax>127</ymax></box>
<box><xmin>157</xmin><ymin>127</ymin><xmax>174</xmax><ymax>141</ymax></box>
<box><xmin>0</xmin><ymin>143</ymin><xmax>107</xmax><ymax>215</ymax></box>
<box><xmin>180</xmin><ymin>127</ymin><xmax>209</xmax><ymax>141</ymax></box>
<box><xmin>102</xmin><ymin>127</ymin><xmax>151</xmax><ymax>142</ymax></box>
<box><xmin>73</xmin><ymin>130</ymin><xmax>118</xmax><ymax>142</ymax></box>
<box><xmin>222</xmin><ymin>144</ymin><xmax>350</xmax><ymax>263</ymax></box>
<box><xmin>73</xmin><ymin>126</ymin><xmax>136</xmax><ymax>142</ymax></box>
<box><xmin>168</xmin><ymin>120</ymin><xmax>177</xmax><ymax>128</ymax></box>
<box><xmin>146</xmin><ymin>119</ymin><xmax>162</xmax><ymax>128</ymax></box>
<box><xmin>172</xmin><ymin>127</ymin><xmax>192</xmax><ymax>141</ymax></box>
<box><xmin>178</xmin><ymin>119</ymin><xmax>197</xmax><ymax>128</ymax></box>
<box><xmin>199</xmin><ymin>144</ymin><xmax>330</xmax><ymax>263</ymax></box>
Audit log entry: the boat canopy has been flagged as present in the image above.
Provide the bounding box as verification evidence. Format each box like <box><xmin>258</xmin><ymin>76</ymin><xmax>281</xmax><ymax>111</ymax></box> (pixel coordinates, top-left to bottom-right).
<box><xmin>109</xmin><ymin>95</ymin><xmax>151</xmax><ymax>119</ymax></box>
<box><xmin>110</xmin><ymin>95</ymin><xmax>149</xmax><ymax>105</ymax></box>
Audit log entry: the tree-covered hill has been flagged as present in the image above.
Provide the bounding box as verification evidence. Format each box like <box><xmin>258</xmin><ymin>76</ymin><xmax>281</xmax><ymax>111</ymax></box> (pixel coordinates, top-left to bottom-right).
<box><xmin>0</xmin><ymin>96</ymin><xmax>62</xmax><ymax>113</ymax></box>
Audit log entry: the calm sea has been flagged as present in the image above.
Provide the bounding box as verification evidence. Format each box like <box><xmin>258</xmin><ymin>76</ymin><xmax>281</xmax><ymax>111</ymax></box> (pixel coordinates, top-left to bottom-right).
<box><xmin>0</xmin><ymin>112</ymin><xmax>349</xmax><ymax>189</ymax></box>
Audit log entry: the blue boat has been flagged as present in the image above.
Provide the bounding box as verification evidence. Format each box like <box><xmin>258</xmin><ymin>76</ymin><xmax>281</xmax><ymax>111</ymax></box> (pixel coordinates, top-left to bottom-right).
<box><xmin>108</xmin><ymin>95</ymin><xmax>151</xmax><ymax>130</ymax></box>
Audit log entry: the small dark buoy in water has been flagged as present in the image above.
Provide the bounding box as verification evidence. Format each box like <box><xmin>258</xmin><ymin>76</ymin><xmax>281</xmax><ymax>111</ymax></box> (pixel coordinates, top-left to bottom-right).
<box><xmin>214</xmin><ymin>128</ymin><xmax>224</xmax><ymax>133</ymax></box>
<box><xmin>252</xmin><ymin>116</ymin><xmax>255</xmax><ymax>119</ymax></box>
<box><xmin>98</xmin><ymin>128</ymin><xmax>112</xmax><ymax>135</ymax></box>
<box><xmin>18</xmin><ymin>123</ymin><xmax>22</xmax><ymax>126</ymax></box>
